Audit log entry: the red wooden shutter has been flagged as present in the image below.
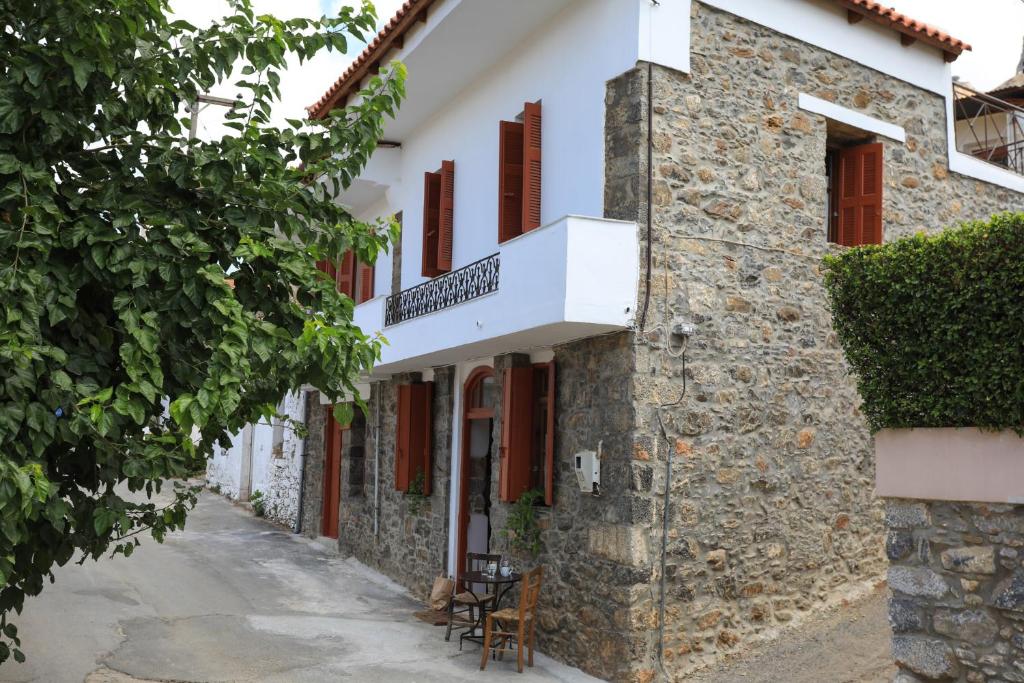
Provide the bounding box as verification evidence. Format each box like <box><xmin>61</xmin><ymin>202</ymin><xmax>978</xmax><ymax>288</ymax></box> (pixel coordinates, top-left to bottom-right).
<box><xmin>438</xmin><ymin>160</ymin><xmax>454</xmax><ymax>273</ymax></box>
<box><xmin>837</xmin><ymin>142</ymin><xmax>883</xmax><ymax>247</ymax></box>
<box><xmin>395</xmin><ymin>384</ymin><xmax>412</xmax><ymax>492</ymax></box>
<box><xmin>499</xmin><ymin>366</ymin><xmax>534</xmax><ymax>502</ymax></box>
<box><xmin>356</xmin><ymin>261</ymin><xmax>374</xmax><ymax>303</ymax></box>
<box><xmin>422</xmin><ymin>171</ymin><xmax>441</xmax><ymax>277</ymax></box>
<box><xmin>394</xmin><ymin>382</ymin><xmax>433</xmax><ymax>494</ymax></box>
<box><xmin>498</xmin><ymin>121</ymin><xmax>524</xmax><ymax>243</ymax></box>
<box><xmin>337</xmin><ymin>250</ymin><xmax>355</xmax><ymax>297</ymax></box>
<box><xmin>543</xmin><ymin>361</ymin><xmax>555</xmax><ymax>506</ymax></box>
<box><xmin>522</xmin><ymin>102</ymin><xmax>542</xmax><ymax>232</ymax></box>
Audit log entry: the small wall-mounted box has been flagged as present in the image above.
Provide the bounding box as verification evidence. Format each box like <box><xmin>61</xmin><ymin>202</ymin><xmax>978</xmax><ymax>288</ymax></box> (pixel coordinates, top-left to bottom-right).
<box><xmin>574</xmin><ymin>450</ymin><xmax>600</xmax><ymax>493</ymax></box>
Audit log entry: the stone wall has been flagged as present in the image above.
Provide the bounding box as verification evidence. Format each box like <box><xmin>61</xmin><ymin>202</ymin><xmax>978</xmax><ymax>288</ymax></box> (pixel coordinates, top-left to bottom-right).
<box><xmin>484</xmin><ymin>336</ymin><xmax>650</xmax><ymax>683</ymax></box>
<box><xmin>335</xmin><ymin>368</ymin><xmax>455</xmax><ymax>601</ymax></box>
<box><xmin>299</xmin><ymin>392</ymin><xmax>328</xmax><ymax>538</ymax></box>
<box><xmin>886</xmin><ymin>499</ymin><xmax>1024</xmax><ymax>682</ymax></box>
<box><xmin>613</xmin><ymin>2</ymin><xmax>1024</xmax><ymax>678</ymax></box>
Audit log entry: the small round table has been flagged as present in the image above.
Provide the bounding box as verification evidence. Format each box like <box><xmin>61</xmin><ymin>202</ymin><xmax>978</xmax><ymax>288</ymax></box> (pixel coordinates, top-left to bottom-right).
<box><xmin>456</xmin><ymin>570</ymin><xmax>522</xmax><ymax>648</ymax></box>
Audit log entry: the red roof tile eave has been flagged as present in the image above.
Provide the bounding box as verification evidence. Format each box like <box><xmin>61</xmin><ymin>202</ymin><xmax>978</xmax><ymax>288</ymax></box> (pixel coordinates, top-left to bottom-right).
<box><xmin>306</xmin><ymin>0</ymin><xmax>971</xmax><ymax>120</ymax></box>
<box><xmin>836</xmin><ymin>0</ymin><xmax>971</xmax><ymax>58</ymax></box>
<box><xmin>306</xmin><ymin>0</ymin><xmax>437</xmax><ymax>120</ymax></box>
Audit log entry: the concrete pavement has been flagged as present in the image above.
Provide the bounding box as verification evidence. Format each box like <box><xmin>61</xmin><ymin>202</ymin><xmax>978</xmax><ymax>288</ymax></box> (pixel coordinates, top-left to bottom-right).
<box><xmin>0</xmin><ymin>492</ymin><xmax>601</xmax><ymax>683</ymax></box>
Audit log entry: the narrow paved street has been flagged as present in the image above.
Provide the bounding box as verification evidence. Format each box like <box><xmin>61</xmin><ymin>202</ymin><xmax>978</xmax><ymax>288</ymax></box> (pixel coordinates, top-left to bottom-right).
<box><xmin>0</xmin><ymin>492</ymin><xmax>598</xmax><ymax>683</ymax></box>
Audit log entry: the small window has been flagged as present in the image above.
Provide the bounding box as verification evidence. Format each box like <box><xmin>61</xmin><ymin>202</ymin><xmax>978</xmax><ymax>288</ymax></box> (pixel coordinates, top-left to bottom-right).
<box><xmin>498</xmin><ymin>101</ymin><xmax>542</xmax><ymax>242</ymax></box>
<box><xmin>825</xmin><ymin>123</ymin><xmax>883</xmax><ymax>247</ymax></box>
<box><xmin>319</xmin><ymin>251</ymin><xmax>374</xmax><ymax>303</ymax></box>
<box><xmin>499</xmin><ymin>361</ymin><xmax>555</xmax><ymax>505</ymax></box>
<box><xmin>422</xmin><ymin>161</ymin><xmax>454</xmax><ymax>277</ymax></box>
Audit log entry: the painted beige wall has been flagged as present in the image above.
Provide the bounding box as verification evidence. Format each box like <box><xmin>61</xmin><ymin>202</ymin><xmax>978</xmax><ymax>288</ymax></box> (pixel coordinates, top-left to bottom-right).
<box><xmin>876</xmin><ymin>428</ymin><xmax>1024</xmax><ymax>503</ymax></box>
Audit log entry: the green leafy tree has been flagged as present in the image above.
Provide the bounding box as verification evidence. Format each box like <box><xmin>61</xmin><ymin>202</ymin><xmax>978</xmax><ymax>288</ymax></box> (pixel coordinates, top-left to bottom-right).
<box><xmin>0</xmin><ymin>0</ymin><xmax>404</xmax><ymax>661</ymax></box>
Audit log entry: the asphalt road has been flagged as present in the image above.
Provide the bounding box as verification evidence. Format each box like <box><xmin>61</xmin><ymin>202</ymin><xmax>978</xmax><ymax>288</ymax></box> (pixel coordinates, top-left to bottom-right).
<box><xmin>0</xmin><ymin>492</ymin><xmax>598</xmax><ymax>683</ymax></box>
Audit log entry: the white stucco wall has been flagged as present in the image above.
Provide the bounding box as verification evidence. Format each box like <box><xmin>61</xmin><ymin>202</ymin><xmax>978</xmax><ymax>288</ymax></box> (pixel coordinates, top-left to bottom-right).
<box><xmin>206</xmin><ymin>392</ymin><xmax>307</xmax><ymax>527</ymax></box>
<box><xmin>360</xmin><ymin>0</ymin><xmax>643</xmax><ymax>297</ymax></box>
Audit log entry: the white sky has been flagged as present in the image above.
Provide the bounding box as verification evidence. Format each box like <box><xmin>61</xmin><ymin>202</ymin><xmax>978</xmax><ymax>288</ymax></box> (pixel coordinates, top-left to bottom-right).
<box><xmin>171</xmin><ymin>0</ymin><xmax>1024</xmax><ymax>138</ymax></box>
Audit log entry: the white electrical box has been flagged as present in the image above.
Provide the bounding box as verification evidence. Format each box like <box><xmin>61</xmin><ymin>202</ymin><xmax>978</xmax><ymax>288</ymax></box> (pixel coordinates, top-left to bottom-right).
<box><xmin>574</xmin><ymin>450</ymin><xmax>600</xmax><ymax>493</ymax></box>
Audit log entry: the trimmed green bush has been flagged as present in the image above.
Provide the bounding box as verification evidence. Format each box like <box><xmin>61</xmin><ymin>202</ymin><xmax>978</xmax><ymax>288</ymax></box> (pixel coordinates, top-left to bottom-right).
<box><xmin>823</xmin><ymin>212</ymin><xmax>1024</xmax><ymax>433</ymax></box>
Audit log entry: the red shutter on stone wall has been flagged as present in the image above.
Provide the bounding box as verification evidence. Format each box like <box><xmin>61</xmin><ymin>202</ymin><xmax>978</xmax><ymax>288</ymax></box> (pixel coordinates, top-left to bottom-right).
<box><xmin>438</xmin><ymin>160</ymin><xmax>454</xmax><ymax>273</ymax></box>
<box><xmin>498</xmin><ymin>120</ymin><xmax>525</xmax><ymax>243</ymax></box>
<box><xmin>499</xmin><ymin>366</ymin><xmax>534</xmax><ymax>502</ymax></box>
<box><xmin>337</xmin><ymin>250</ymin><xmax>355</xmax><ymax>297</ymax></box>
<box><xmin>542</xmin><ymin>361</ymin><xmax>555</xmax><ymax>507</ymax></box>
<box><xmin>356</xmin><ymin>261</ymin><xmax>374</xmax><ymax>303</ymax></box>
<box><xmin>394</xmin><ymin>382</ymin><xmax>433</xmax><ymax>494</ymax></box>
<box><xmin>837</xmin><ymin>142</ymin><xmax>883</xmax><ymax>247</ymax></box>
<box><xmin>395</xmin><ymin>384</ymin><xmax>412</xmax><ymax>492</ymax></box>
<box><xmin>522</xmin><ymin>101</ymin><xmax>542</xmax><ymax>232</ymax></box>
<box><xmin>422</xmin><ymin>171</ymin><xmax>442</xmax><ymax>277</ymax></box>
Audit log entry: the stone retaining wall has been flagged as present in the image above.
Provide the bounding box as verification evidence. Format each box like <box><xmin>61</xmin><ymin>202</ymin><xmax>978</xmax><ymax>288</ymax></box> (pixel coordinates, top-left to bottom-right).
<box><xmin>886</xmin><ymin>499</ymin><xmax>1024</xmax><ymax>682</ymax></box>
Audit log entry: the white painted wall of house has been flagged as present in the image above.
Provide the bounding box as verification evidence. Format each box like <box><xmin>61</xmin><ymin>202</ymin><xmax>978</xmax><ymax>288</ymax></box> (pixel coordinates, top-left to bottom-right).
<box><xmin>206</xmin><ymin>392</ymin><xmax>307</xmax><ymax>527</ymax></box>
<box><xmin>362</xmin><ymin>0</ymin><xmax>642</xmax><ymax>299</ymax></box>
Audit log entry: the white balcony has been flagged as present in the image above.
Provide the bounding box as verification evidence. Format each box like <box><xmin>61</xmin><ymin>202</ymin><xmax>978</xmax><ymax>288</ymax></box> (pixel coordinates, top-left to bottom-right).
<box><xmin>353</xmin><ymin>215</ymin><xmax>639</xmax><ymax>375</ymax></box>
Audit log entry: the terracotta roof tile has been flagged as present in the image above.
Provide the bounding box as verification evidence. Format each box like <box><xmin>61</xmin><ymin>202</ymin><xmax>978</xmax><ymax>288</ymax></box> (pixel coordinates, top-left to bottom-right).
<box><xmin>835</xmin><ymin>0</ymin><xmax>971</xmax><ymax>56</ymax></box>
<box><xmin>307</xmin><ymin>0</ymin><xmax>971</xmax><ymax>119</ymax></box>
<box><xmin>307</xmin><ymin>0</ymin><xmax>436</xmax><ymax>119</ymax></box>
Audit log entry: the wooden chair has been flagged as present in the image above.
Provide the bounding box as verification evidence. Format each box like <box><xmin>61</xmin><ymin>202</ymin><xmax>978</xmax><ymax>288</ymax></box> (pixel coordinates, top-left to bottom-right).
<box><xmin>480</xmin><ymin>566</ymin><xmax>543</xmax><ymax>673</ymax></box>
<box><xmin>445</xmin><ymin>552</ymin><xmax>501</xmax><ymax>644</ymax></box>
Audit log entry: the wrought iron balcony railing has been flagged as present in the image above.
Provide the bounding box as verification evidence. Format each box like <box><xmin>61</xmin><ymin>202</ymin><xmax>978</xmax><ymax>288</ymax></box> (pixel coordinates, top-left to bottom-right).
<box><xmin>384</xmin><ymin>253</ymin><xmax>500</xmax><ymax>326</ymax></box>
<box><xmin>953</xmin><ymin>82</ymin><xmax>1024</xmax><ymax>176</ymax></box>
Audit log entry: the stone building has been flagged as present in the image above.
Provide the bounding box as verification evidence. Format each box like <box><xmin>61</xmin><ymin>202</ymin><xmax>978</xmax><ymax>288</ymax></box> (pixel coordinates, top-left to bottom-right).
<box><xmin>210</xmin><ymin>1</ymin><xmax>1024</xmax><ymax>680</ymax></box>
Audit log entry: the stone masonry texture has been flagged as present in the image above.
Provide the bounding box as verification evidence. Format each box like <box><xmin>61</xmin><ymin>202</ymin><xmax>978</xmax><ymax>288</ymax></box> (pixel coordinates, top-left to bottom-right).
<box><xmin>611</xmin><ymin>3</ymin><xmax>1024</xmax><ymax>679</ymax></box>
<box><xmin>885</xmin><ymin>499</ymin><xmax>1024</xmax><ymax>682</ymax></box>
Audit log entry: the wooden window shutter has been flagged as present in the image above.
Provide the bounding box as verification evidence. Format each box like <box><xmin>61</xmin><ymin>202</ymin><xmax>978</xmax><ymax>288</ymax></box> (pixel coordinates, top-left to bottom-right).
<box><xmin>522</xmin><ymin>101</ymin><xmax>542</xmax><ymax>232</ymax></box>
<box><xmin>438</xmin><ymin>160</ymin><xmax>454</xmax><ymax>272</ymax></box>
<box><xmin>837</xmin><ymin>142</ymin><xmax>883</xmax><ymax>247</ymax></box>
<box><xmin>395</xmin><ymin>384</ymin><xmax>412</xmax><ymax>492</ymax></box>
<box><xmin>543</xmin><ymin>361</ymin><xmax>555</xmax><ymax>507</ymax></box>
<box><xmin>499</xmin><ymin>366</ymin><xmax>534</xmax><ymax>502</ymax></box>
<box><xmin>336</xmin><ymin>250</ymin><xmax>355</xmax><ymax>297</ymax></box>
<box><xmin>498</xmin><ymin>120</ymin><xmax>524</xmax><ymax>243</ymax></box>
<box><xmin>421</xmin><ymin>171</ymin><xmax>442</xmax><ymax>277</ymax></box>
<box><xmin>394</xmin><ymin>382</ymin><xmax>433</xmax><ymax>494</ymax></box>
<box><xmin>356</xmin><ymin>261</ymin><xmax>374</xmax><ymax>303</ymax></box>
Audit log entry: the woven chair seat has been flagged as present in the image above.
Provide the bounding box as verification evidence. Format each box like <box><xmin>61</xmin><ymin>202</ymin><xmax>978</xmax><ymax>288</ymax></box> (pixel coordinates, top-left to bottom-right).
<box><xmin>490</xmin><ymin>607</ymin><xmax>530</xmax><ymax>622</ymax></box>
<box><xmin>453</xmin><ymin>591</ymin><xmax>495</xmax><ymax>605</ymax></box>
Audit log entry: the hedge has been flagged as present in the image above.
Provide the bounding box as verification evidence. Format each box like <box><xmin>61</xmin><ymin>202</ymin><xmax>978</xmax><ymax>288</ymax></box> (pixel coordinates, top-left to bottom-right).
<box><xmin>823</xmin><ymin>212</ymin><xmax>1024</xmax><ymax>433</ymax></box>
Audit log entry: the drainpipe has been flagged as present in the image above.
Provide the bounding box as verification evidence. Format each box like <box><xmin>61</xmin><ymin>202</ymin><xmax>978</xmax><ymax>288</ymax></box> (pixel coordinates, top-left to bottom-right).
<box><xmin>373</xmin><ymin>384</ymin><xmax>381</xmax><ymax>539</ymax></box>
<box><xmin>293</xmin><ymin>390</ymin><xmax>311</xmax><ymax>535</ymax></box>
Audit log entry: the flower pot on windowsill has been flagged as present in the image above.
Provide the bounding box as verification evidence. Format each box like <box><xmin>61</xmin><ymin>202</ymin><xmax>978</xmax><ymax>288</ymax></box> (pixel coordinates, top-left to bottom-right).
<box><xmin>875</xmin><ymin>427</ymin><xmax>1024</xmax><ymax>503</ymax></box>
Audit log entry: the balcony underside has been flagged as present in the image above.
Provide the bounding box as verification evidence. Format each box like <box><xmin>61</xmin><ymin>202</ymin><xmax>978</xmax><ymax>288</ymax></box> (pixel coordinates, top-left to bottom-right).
<box><xmin>353</xmin><ymin>214</ymin><xmax>639</xmax><ymax>377</ymax></box>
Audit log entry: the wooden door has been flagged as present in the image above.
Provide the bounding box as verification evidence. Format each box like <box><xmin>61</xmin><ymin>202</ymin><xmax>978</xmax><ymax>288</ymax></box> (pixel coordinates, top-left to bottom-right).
<box><xmin>322</xmin><ymin>405</ymin><xmax>344</xmax><ymax>539</ymax></box>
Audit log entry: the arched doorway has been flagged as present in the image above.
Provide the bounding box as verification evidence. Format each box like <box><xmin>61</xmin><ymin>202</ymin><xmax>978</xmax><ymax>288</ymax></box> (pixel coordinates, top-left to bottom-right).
<box><xmin>456</xmin><ymin>367</ymin><xmax>497</xmax><ymax>578</ymax></box>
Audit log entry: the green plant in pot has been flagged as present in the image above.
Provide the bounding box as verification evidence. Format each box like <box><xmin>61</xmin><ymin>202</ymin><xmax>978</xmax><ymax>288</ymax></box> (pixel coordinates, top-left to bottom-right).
<box><xmin>501</xmin><ymin>489</ymin><xmax>543</xmax><ymax>566</ymax></box>
<box><xmin>249</xmin><ymin>490</ymin><xmax>265</xmax><ymax>517</ymax></box>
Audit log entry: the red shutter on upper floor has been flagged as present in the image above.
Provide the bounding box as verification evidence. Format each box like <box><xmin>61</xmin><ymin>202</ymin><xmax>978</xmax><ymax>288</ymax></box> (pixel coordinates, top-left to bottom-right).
<box><xmin>837</xmin><ymin>142</ymin><xmax>883</xmax><ymax>247</ymax></box>
<box><xmin>337</xmin><ymin>250</ymin><xmax>355</xmax><ymax>297</ymax></box>
<box><xmin>422</xmin><ymin>171</ymin><xmax>442</xmax><ymax>277</ymax></box>
<box><xmin>356</xmin><ymin>261</ymin><xmax>374</xmax><ymax>303</ymax></box>
<box><xmin>522</xmin><ymin>101</ymin><xmax>542</xmax><ymax>233</ymax></box>
<box><xmin>499</xmin><ymin>366</ymin><xmax>534</xmax><ymax>502</ymax></box>
<box><xmin>438</xmin><ymin>160</ymin><xmax>455</xmax><ymax>273</ymax></box>
<box><xmin>498</xmin><ymin>120</ymin><xmax>525</xmax><ymax>243</ymax></box>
